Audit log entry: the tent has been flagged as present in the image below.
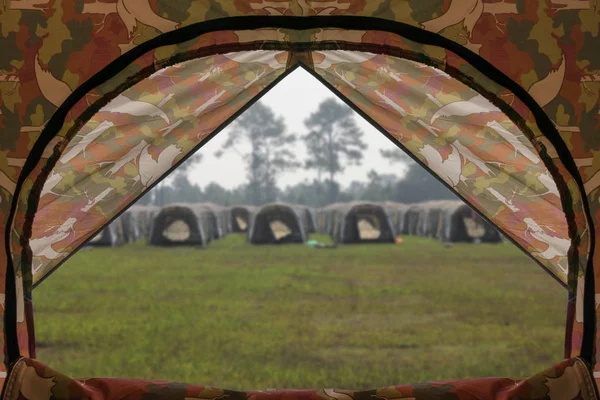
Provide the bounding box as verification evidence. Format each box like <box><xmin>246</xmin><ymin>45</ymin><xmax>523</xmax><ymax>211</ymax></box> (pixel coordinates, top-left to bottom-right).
<box><xmin>411</xmin><ymin>200</ymin><xmax>453</xmax><ymax>239</ymax></box>
<box><xmin>427</xmin><ymin>201</ymin><xmax>503</xmax><ymax>244</ymax></box>
<box><xmin>116</xmin><ymin>204</ymin><xmax>155</xmax><ymax>243</ymax></box>
<box><xmin>1</xmin><ymin>3</ymin><xmax>599</xmax><ymax>398</ymax></box>
<box><xmin>148</xmin><ymin>203</ymin><xmax>212</xmax><ymax>247</ymax></box>
<box><xmin>86</xmin><ymin>219</ymin><xmax>125</xmax><ymax>248</ymax></box>
<box><xmin>403</xmin><ymin>204</ymin><xmax>427</xmax><ymax>236</ymax></box>
<box><xmin>230</xmin><ymin>206</ymin><xmax>257</xmax><ymax>233</ymax></box>
<box><xmin>125</xmin><ymin>205</ymin><xmax>160</xmax><ymax>242</ymax></box>
<box><xmin>299</xmin><ymin>205</ymin><xmax>317</xmax><ymax>234</ymax></box>
<box><xmin>248</xmin><ymin>203</ymin><xmax>307</xmax><ymax>244</ymax></box>
<box><xmin>379</xmin><ymin>201</ymin><xmax>409</xmax><ymax>235</ymax></box>
<box><xmin>326</xmin><ymin>202</ymin><xmax>396</xmax><ymax>244</ymax></box>
<box><xmin>195</xmin><ymin>203</ymin><xmax>230</xmax><ymax>239</ymax></box>
<box><xmin>401</xmin><ymin>201</ymin><xmax>503</xmax><ymax>244</ymax></box>
<box><xmin>316</xmin><ymin>203</ymin><xmax>344</xmax><ymax>236</ymax></box>
<box><xmin>115</xmin><ymin>212</ymin><xmax>135</xmax><ymax>244</ymax></box>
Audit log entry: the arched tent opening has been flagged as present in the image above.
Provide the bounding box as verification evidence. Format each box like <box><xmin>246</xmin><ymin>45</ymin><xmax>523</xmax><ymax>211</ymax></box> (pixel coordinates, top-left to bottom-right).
<box><xmin>148</xmin><ymin>204</ymin><xmax>208</xmax><ymax>247</ymax></box>
<box><xmin>2</xmin><ymin>6</ymin><xmax>598</xmax><ymax>399</ymax></box>
<box><xmin>248</xmin><ymin>203</ymin><xmax>307</xmax><ymax>245</ymax></box>
<box><xmin>328</xmin><ymin>202</ymin><xmax>396</xmax><ymax>244</ymax></box>
<box><xmin>230</xmin><ymin>206</ymin><xmax>257</xmax><ymax>233</ymax></box>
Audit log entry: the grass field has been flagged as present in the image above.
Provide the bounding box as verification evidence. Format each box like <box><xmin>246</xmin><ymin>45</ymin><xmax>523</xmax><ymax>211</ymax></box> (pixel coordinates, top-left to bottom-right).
<box><xmin>34</xmin><ymin>234</ymin><xmax>566</xmax><ymax>389</ymax></box>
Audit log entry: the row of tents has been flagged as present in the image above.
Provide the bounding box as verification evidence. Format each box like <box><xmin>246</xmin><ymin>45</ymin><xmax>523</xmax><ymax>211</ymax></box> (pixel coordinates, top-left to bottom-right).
<box><xmin>87</xmin><ymin>200</ymin><xmax>502</xmax><ymax>248</ymax></box>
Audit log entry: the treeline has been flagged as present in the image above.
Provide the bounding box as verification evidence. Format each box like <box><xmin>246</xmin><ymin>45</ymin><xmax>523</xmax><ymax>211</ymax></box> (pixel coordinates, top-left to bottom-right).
<box><xmin>137</xmin><ymin>99</ymin><xmax>458</xmax><ymax>208</ymax></box>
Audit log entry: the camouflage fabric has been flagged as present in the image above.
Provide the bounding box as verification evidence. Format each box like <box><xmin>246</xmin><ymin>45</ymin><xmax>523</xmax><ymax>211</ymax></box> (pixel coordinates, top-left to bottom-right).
<box><xmin>4</xmin><ymin>357</ymin><xmax>598</xmax><ymax>400</ymax></box>
<box><xmin>29</xmin><ymin>46</ymin><xmax>573</xmax><ymax>283</ymax></box>
<box><xmin>28</xmin><ymin>49</ymin><xmax>287</xmax><ymax>277</ymax></box>
<box><xmin>0</xmin><ymin>0</ymin><xmax>599</xmax><ymax>395</ymax></box>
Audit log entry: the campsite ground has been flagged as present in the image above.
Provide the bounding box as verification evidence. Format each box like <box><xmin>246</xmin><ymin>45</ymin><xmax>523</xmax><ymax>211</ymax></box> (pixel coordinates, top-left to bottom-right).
<box><xmin>35</xmin><ymin>234</ymin><xmax>564</xmax><ymax>389</ymax></box>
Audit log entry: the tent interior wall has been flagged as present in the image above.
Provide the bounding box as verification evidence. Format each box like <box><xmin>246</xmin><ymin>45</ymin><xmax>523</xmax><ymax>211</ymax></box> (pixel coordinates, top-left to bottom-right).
<box><xmin>1</xmin><ymin>2</ymin><xmax>599</xmax><ymax>399</ymax></box>
<box><xmin>248</xmin><ymin>203</ymin><xmax>307</xmax><ymax>244</ymax></box>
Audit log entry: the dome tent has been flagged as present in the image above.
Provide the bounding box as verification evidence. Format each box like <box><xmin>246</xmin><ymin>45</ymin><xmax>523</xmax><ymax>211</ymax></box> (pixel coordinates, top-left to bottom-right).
<box><xmin>230</xmin><ymin>205</ymin><xmax>258</xmax><ymax>233</ymax></box>
<box><xmin>148</xmin><ymin>203</ymin><xmax>212</xmax><ymax>247</ymax></box>
<box><xmin>400</xmin><ymin>200</ymin><xmax>503</xmax><ymax>244</ymax></box>
<box><xmin>1</xmin><ymin>2</ymin><xmax>599</xmax><ymax>400</ymax></box>
<box><xmin>248</xmin><ymin>203</ymin><xmax>307</xmax><ymax>244</ymax></box>
<box><xmin>431</xmin><ymin>201</ymin><xmax>503</xmax><ymax>244</ymax></box>
<box><xmin>326</xmin><ymin>202</ymin><xmax>397</xmax><ymax>244</ymax></box>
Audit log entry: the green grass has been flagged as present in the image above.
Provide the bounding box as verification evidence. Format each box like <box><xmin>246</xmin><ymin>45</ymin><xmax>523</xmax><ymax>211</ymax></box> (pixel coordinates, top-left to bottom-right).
<box><xmin>34</xmin><ymin>234</ymin><xmax>566</xmax><ymax>389</ymax></box>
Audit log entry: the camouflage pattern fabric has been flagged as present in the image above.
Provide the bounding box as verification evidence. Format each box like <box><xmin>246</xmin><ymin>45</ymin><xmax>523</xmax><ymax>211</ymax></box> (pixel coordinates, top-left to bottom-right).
<box><xmin>28</xmin><ymin>49</ymin><xmax>287</xmax><ymax>279</ymax></box>
<box><xmin>31</xmin><ymin>45</ymin><xmax>572</xmax><ymax>283</ymax></box>
<box><xmin>0</xmin><ymin>0</ymin><xmax>599</xmax><ymax>394</ymax></box>
<box><xmin>3</xmin><ymin>357</ymin><xmax>597</xmax><ymax>400</ymax></box>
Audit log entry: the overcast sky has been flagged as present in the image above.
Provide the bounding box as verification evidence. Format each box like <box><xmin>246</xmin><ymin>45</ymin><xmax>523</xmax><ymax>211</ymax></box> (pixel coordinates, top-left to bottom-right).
<box><xmin>185</xmin><ymin>68</ymin><xmax>409</xmax><ymax>190</ymax></box>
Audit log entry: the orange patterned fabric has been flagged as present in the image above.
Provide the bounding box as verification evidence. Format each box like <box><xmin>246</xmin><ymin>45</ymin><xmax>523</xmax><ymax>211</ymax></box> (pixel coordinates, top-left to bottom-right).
<box><xmin>0</xmin><ymin>0</ymin><xmax>599</xmax><ymax>395</ymax></box>
<box><xmin>4</xmin><ymin>357</ymin><xmax>598</xmax><ymax>400</ymax></box>
<box><xmin>28</xmin><ymin>46</ymin><xmax>573</xmax><ymax>287</ymax></box>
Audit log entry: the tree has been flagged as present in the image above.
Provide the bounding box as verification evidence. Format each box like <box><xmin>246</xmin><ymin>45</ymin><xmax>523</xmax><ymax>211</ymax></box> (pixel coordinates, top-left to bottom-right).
<box><xmin>280</xmin><ymin>179</ymin><xmax>330</xmax><ymax>207</ymax></box>
<box><xmin>345</xmin><ymin>180</ymin><xmax>367</xmax><ymax>201</ymax></box>
<box><xmin>304</xmin><ymin>98</ymin><xmax>366</xmax><ymax>203</ymax></box>
<box><xmin>203</xmin><ymin>182</ymin><xmax>232</xmax><ymax>205</ymax></box>
<box><xmin>361</xmin><ymin>170</ymin><xmax>399</xmax><ymax>202</ymax></box>
<box><xmin>171</xmin><ymin>173</ymin><xmax>202</xmax><ymax>203</ymax></box>
<box><xmin>380</xmin><ymin>148</ymin><xmax>412</xmax><ymax>165</ymax></box>
<box><xmin>216</xmin><ymin>101</ymin><xmax>299</xmax><ymax>205</ymax></box>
